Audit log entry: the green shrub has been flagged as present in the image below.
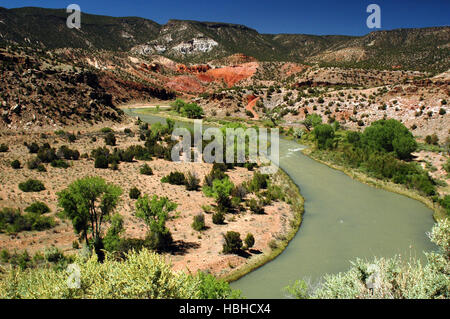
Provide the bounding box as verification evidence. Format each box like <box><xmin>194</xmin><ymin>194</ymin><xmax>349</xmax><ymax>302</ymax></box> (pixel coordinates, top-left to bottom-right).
<box><xmin>129</xmin><ymin>187</ymin><xmax>141</xmax><ymax>199</ymax></box>
<box><xmin>161</xmin><ymin>171</ymin><xmax>186</xmax><ymax>185</ymax></box>
<box><xmin>313</xmin><ymin>124</ymin><xmax>335</xmax><ymax>150</ymax></box>
<box><xmin>192</xmin><ymin>213</ymin><xmax>206</xmax><ymax>231</ymax></box>
<box><xmin>26</xmin><ymin>142</ymin><xmax>39</xmax><ymax>153</ymax></box>
<box><xmin>286</xmin><ymin>221</ymin><xmax>450</xmax><ymax>299</ymax></box>
<box><xmin>95</xmin><ymin>154</ymin><xmax>109</xmax><ymax>169</ymax></box>
<box><xmin>11</xmin><ymin>160</ymin><xmax>21</xmax><ymax>169</ymax></box>
<box><xmin>51</xmin><ymin>159</ymin><xmax>70</xmax><ymax>168</ymax></box>
<box><xmin>244</xmin><ymin>233</ymin><xmax>255</xmax><ymax>249</ymax></box>
<box><xmin>25</xmin><ymin>202</ymin><xmax>50</xmax><ymax>215</ymax></box>
<box><xmin>185</xmin><ymin>172</ymin><xmax>200</xmax><ymax>191</ymax></box>
<box><xmin>248</xmin><ymin>198</ymin><xmax>265</xmax><ymax>214</ymax></box>
<box><xmin>104</xmin><ymin>132</ymin><xmax>116</xmax><ymax>146</ymax></box>
<box><xmin>0</xmin><ymin>249</ymin><xmax>241</xmax><ymax>299</ymax></box>
<box><xmin>362</xmin><ymin>119</ymin><xmax>417</xmax><ymax>160</ymax></box>
<box><xmin>139</xmin><ymin>164</ymin><xmax>153</xmax><ymax>175</ymax></box>
<box><xmin>27</xmin><ymin>157</ymin><xmax>41</xmax><ymax>170</ymax></box>
<box><xmin>212</xmin><ymin>211</ymin><xmax>225</xmax><ymax>225</ymax></box>
<box><xmin>19</xmin><ymin>179</ymin><xmax>45</xmax><ymax>192</ymax></box>
<box><xmin>43</xmin><ymin>247</ymin><xmax>64</xmax><ymax>263</ymax></box>
<box><xmin>222</xmin><ymin>231</ymin><xmax>242</xmax><ymax>254</ymax></box>
<box><xmin>0</xmin><ymin>144</ymin><xmax>8</xmax><ymax>152</ymax></box>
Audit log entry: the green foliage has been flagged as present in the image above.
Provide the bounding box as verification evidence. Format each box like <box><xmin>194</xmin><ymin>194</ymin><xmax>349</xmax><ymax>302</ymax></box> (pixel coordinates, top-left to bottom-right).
<box><xmin>161</xmin><ymin>171</ymin><xmax>186</xmax><ymax>185</ymax></box>
<box><xmin>192</xmin><ymin>213</ymin><xmax>206</xmax><ymax>231</ymax></box>
<box><xmin>129</xmin><ymin>187</ymin><xmax>141</xmax><ymax>199</ymax></box>
<box><xmin>25</xmin><ymin>202</ymin><xmax>50</xmax><ymax>215</ymax></box>
<box><xmin>10</xmin><ymin>159</ymin><xmax>21</xmax><ymax>169</ymax></box>
<box><xmin>185</xmin><ymin>171</ymin><xmax>200</xmax><ymax>191</ymax></box>
<box><xmin>94</xmin><ymin>154</ymin><xmax>109</xmax><ymax>169</ymax></box>
<box><xmin>303</xmin><ymin>114</ymin><xmax>322</xmax><ymax>131</ymax></box>
<box><xmin>0</xmin><ymin>144</ymin><xmax>9</xmax><ymax>152</ymax></box>
<box><xmin>57</xmin><ymin>177</ymin><xmax>122</xmax><ymax>258</ymax></box>
<box><xmin>104</xmin><ymin>132</ymin><xmax>116</xmax><ymax>146</ymax></box>
<box><xmin>286</xmin><ymin>221</ymin><xmax>450</xmax><ymax>299</ymax></box>
<box><xmin>247</xmin><ymin>172</ymin><xmax>269</xmax><ymax>193</ymax></box>
<box><xmin>139</xmin><ymin>164</ymin><xmax>153</xmax><ymax>175</ymax></box>
<box><xmin>244</xmin><ymin>233</ymin><xmax>255</xmax><ymax>249</ymax></box>
<box><xmin>19</xmin><ymin>179</ymin><xmax>45</xmax><ymax>192</ymax></box>
<box><xmin>203</xmin><ymin>177</ymin><xmax>234</xmax><ymax>213</ymax></box>
<box><xmin>313</xmin><ymin>124</ymin><xmax>335</xmax><ymax>150</ymax></box>
<box><xmin>0</xmin><ymin>249</ymin><xmax>240</xmax><ymax>299</ymax></box>
<box><xmin>51</xmin><ymin>159</ymin><xmax>70</xmax><ymax>169</ymax></box>
<box><xmin>212</xmin><ymin>211</ymin><xmax>225</xmax><ymax>225</ymax></box>
<box><xmin>222</xmin><ymin>231</ymin><xmax>243</xmax><ymax>254</ymax></box>
<box><xmin>103</xmin><ymin>214</ymin><xmax>124</xmax><ymax>252</ymax></box>
<box><xmin>171</xmin><ymin>99</ymin><xmax>204</xmax><ymax>119</ymax></box>
<box><xmin>361</xmin><ymin>119</ymin><xmax>417</xmax><ymax>160</ymax></box>
<box><xmin>135</xmin><ymin>195</ymin><xmax>177</xmax><ymax>252</ymax></box>
<box><xmin>248</xmin><ymin>198</ymin><xmax>265</xmax><ymax>214</ymax></box>
<box><xmin>0</xmin><ymin>207</ymin><xmax>55</xmax><ymax>234</ymax></box>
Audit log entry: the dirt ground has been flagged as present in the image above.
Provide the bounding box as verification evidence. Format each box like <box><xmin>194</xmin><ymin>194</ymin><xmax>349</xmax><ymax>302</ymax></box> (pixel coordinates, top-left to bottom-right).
<box><xmin>0</xmin><ymin>119</ymin><xmax>292</xmax><ymax>277</ymax></box>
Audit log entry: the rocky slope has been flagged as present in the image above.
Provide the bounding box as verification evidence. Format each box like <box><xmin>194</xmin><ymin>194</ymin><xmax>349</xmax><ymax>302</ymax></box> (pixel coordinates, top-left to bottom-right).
<box><xmin>1</xmin><ymin>7</ymin><xmax>449</xmax><ymax>72</ymax></box>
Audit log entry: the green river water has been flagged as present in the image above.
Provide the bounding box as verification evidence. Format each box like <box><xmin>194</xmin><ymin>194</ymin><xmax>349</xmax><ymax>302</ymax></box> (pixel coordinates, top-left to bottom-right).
<box><xmin>124</xmin><ymin>109</ymin><xmax>436</xmax><ymax>299</ymax></box>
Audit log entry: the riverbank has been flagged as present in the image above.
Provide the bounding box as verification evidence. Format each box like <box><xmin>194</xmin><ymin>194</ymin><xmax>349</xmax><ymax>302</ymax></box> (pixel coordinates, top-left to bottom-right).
<box><xmin>222</xmin><ymin>168</ymin><xmax>304</xmax><ymax>283</ymax></box>
<box><xmin>301</xmin><ymin>146</ymin><xmax>447</xmax><ymax>221</ymax></box>
<box><xmin>123</xmin><ymin>107</ymin><xmax>306</xmax><ymax>283</ymax></box>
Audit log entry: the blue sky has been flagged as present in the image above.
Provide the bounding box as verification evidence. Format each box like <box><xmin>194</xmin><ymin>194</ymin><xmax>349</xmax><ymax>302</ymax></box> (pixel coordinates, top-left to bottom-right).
<box><xmin>1</xmin><ymin>0</ymin><xmax>449</xmax><ymax>35</ymax></box>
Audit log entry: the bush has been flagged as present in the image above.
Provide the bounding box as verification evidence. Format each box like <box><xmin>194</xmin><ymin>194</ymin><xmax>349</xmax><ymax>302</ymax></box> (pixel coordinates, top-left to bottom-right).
<box><xmin>192</xmin><ymin>213</ymin><xmax>206</xmax><ymax>231</ymax></box>
<box><xmin>26</xmin><ymin>142</ymin><xmax>39</xmax><ymax>153</ymax></box>
<box><xmin>248</xmin><ymin>198</ymin><xmax>265</xmax><ymax>214</ymax></box>
<box><xmin>44</xmin><ymin>247</ymin><xmax>64</xmax><ymax>263</ymax></box>
<box><xmin>129</xmin><ymin>187</ymin><xmax>141</xmax><ymax>199</ymax></box>
<box><xmin>139</xmin><ymin>164</ymin><xmax>153</xmax><ymax>175</ymax></box>
<box><xmin>57</xmin><ymin>145</ymin><xmax>80</xmax><ymax>160</ymax></box>
<box><xmin>10</xmin><ymin>160</ymin><xmax>21</xmax><ymax>169</ymax></box>
<box><xmin>425</xmin><ymin>134</ymin><xmax>439</xmax><ymax>146</ymax></box>
<box><xmin>313</xmin><ymin>124</ymin><xmax>335</xmax><ymax>150</ymax></box>
<box><xmin>0</xmin><ymin>249</ymin><xmax>241</xmax><ymax>299</ymax></box>
<box><xmin>286</xmin><ymin>221</ymin><xmax>450</xmax><ymax>299</ymax></box>
<box><xmin>222</xmin><ymin>231</ymin><xmax>242</xmax><ymax>254</ymax></box>
<box><xmin>19</xmin><ymin>179</ymin><xmax>45</xmax><ymax>192</ymax></box>
<box><xmin>104</xmin><ymin>132</ymin><xmax>116</xmax><ymax>146</ymax></box>
<box><xmin>161</xmin><ymin>171</ymin><xmax>186</xmax><ymax>185</ymax></box>
<box><xmin>51</xmin><ymin>159</ymin><xmax>70</xmax><ymax>168</ymax></box>
<box><xmin>25</xmin><ymin>202</ymin><xmax>50</xmax><ymax>215</ymax></box>
<box><xmin>212</xmin><ymin>211</ymin><xmax>225</xmax><ymax>225</ymax></box>
<box><xmin>244</xmin><ymin>233</ymin><xmax>255</xmax><ymax>249</ymax></box>
<box><xmin>0</xmin><ymin>144</ymin><xmax>8</xmax><ymax>152</ymax></box>
<box><xmin>0</xmin><ymin>207</ymin><xmax>55</xmax><ymax>234</ymax></box>
<box><xmin>27</xmin><ymin>157</ymin><xmax>41</xmax><ymax>170</ymax></box>
<box><xmin>94</xmin><ymin>154</ymin><xmax>109</xmax><ymax>169</ymax></box>
<box><xmin>361</xmin><ymin>119</ymin><xmax>417</xmax><ymax>160</ymax></box>
<box><xmin>185</xmin><ymin>172</ymin><xmax>200</xmax><ymax>191</ymax></box>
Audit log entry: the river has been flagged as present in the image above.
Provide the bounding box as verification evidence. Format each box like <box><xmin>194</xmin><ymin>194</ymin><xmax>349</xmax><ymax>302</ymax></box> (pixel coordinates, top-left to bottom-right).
<box><xmin>124</xmin><ymin>108</ymin><xmax>436</xmax><ymax>299</ymax></box>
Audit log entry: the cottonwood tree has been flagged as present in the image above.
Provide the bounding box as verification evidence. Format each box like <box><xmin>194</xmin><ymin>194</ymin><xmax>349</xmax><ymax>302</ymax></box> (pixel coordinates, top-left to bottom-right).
<box><xmin>135</xmin><ymin>195</ymin><xmax>177</xmax><ymax>251</ymax></box>
<box><xmin>57</xmin><ymin>176</ymin><xmax>122</xmax><ymax>260</ymax></box>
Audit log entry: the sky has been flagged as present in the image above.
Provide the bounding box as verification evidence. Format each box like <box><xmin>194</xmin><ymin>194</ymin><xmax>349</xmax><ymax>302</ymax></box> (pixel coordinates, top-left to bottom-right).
<box><xmin>1</xmin><ymin>0</ymin><xmax>449</xmax><ymax>35</ymax></box>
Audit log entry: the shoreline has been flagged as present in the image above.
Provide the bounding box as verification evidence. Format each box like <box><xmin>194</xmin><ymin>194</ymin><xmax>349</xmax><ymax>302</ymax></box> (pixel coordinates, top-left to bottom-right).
<box><xmin>300</xmin><ymin>146</ymin><xmax>446</xmax><ymax>222</ymax></box>
<box><xmin>124</xmin><ymin>107</ymin><xmax>306</xmax><ymax>283</ymax></box>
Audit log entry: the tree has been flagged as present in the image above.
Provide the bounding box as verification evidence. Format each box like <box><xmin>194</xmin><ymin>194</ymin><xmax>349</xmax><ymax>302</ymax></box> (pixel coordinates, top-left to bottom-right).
<box><xmin>361</xmin><ymin>119</ymin><xmax>417</xmax><ymax>160</ymax></box>
<box><xmin>313</xmin><ymin>124</ymin><xmax>335</xmax><ymax>150</ymax></box>
<box><xmin>222</xmin><ymin>231</ymin><xmax>243</xmax><ymax>254</ymax></box>
<box><xmin>204</xmin><ymin>178</ymin><xmax>234</xmax><ymax>213</ymax></box>
<box><xmin>244</xmin><ymin>233</ymin><xmax>255</xmax><ymax>250</ymax></box>
<box><xmin>303</xmin><ymin>114</ymin><xmax>322</xmax><ymax>132</ymax></box>
<box><xmin>57</xmin><ymin>177</ymin><xmax>122</xmax><ymax>260</ymax></box>
<box><xmin>104</xmin><ymin>132</ymin><xmax>116</xmax><ymax>146</ymax></box>
<box><xmin>135</xmin><ymin>195</ymin><xmax>177</xmax><ymax>251</ymax></box>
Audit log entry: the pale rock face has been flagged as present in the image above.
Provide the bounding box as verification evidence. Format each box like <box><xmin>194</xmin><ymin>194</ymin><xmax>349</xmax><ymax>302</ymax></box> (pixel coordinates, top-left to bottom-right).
<box><xmin>172</xmin><ymin>38</ymin><xmax>219</xmax><ymax>55</ymax></box>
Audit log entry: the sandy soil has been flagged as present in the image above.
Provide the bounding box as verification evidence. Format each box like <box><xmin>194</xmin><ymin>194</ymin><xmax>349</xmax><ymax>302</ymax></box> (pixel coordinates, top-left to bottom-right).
<box><xmin>0</xmin><ymin>120</ymin><xmax>292</xmax><ymax>277</ymax></box>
